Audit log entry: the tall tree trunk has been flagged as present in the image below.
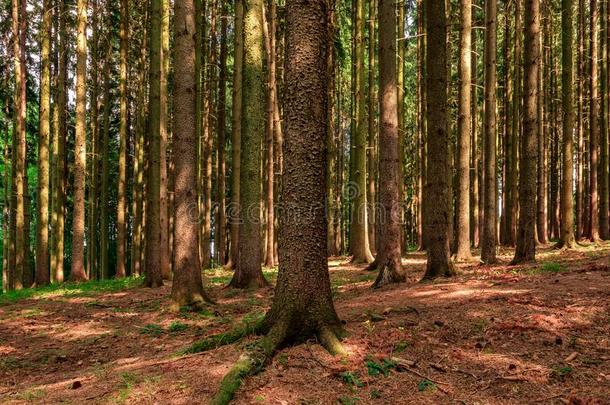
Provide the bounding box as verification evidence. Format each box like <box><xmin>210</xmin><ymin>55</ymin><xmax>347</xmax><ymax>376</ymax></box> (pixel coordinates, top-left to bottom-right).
<box><xmin>367</xmin><ymin>0</ymin><xmax>377</xmax><ymax>256</ymax></box>
<box><xmin>481</xmin><ymin>0</ymin><xmax>497</xmax><ymax>263</ymax></box>
<box><xmin>171</xmin><ymin>0</ymin><xmax>213</xmax><ymax>308</ymax></box>
<box><xmin>576</xmin><ymin>0</ymin><xmax>585</xmax><ymax>239</ymax></box>
<box><xmin>216</xmin><ymin>0</ymin><xmax>228</xmax><ymax>266</ymax></box>
<box><xmin>2</xmin><ymin>83</ymin><xmax>10</xmax><ymax>292</ymax></box>
<box><xmin>510</xmin><ymin>0</ymin><xmax>521</xmax><ymax>247</ymax></box>
<box><xmin>455</xmin><ymin>0</ymin><xmax>473</xmax><ymax>261</ymax></box>
<box><xmin>116</xmin><ymin>0</ymin><xmax>129</xmax><ymax>278</ymax></box>
<box><xmin>145</xmin><ymin>0</ymin><xmax>164</xmax><ymax>287</ymax></box>
<box><xmin>99</xmin><ymin>50</ymin><xmax>111</xmax><ymax>280</ymax></box>
<box><xmin>537</xmin><ymin>7</ymin><xmax>549</xmax><ymax>244</ymax></box>
<box><xmin>373</xmin><ymin>0</ymin><xmax>406</xmax><ymax>287</ymax></box>
<box><xmin>227</xmin><ymin>0</ymin><xmax>243</xmax><ymax>269</ymax></box>
<box><xmin>589</xmin><ymin>0</ymin><xmax>601</xmax><ymax>241</ymax></box>
<box><xmin>558</xmin><ymin>0</ymin><xmax>576</xmax><ymax>248</ymax></box>
<box><xmin>600</xmin><ymin>0</ymin><xmax>610</xmax><ymax>239</ymax></box>
<box><xmin>70</xmin><ymin>0</ymin><xmax>89</xmax><ymax>281</ymax></box>
<box><xmin>417</xmin><ymin>0</ymin><xmax>426</xmax><ymax>250</ymax></box>
<box><xmin>160</xmin><ymin>0</ymin><xmax>171</xmax><ymax>279</ymax></box>
<box><xmin>471</xmin><ymin>5</ymin><xmax>480</xmax><ymax>248</ymax></box>
<box><xmin>36</xmin><ymin>0</ymin><xmax>52</xmax><ymax>286</ymax></box>
<box><xmin>513</xmin><ymin>0</ymin><xmax>540</xmax><ymax>263</ymax></box>
<box><xmin>229</xmin><ymin>0</ymin><xmax>269</xmax><ymax>288</ymax></box>
<box><xmin>327</xmin><ymin>2</ymin><xmax>338</xmax><ymax>257</ymax></box>
<box><xmin>350</xmin><ymin>0</ymin><xmax>374</xmax><ymax>263</ymax></box>
<box><xmin>88</xmin><ymin>0</ymin><xmax>99</xmax><ymax>280</ymax></box>
<box><xmin>423</xmin><ymin>0</ymin><xmax>455</xmax><ymax>279</ymax></box>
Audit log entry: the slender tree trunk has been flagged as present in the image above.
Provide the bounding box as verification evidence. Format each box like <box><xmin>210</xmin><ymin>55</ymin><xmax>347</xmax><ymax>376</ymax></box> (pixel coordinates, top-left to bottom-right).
<box><xmin>455</xmin><ymin>0</ymin><xmax>473</xmax><ymax>261</ymax></box>
<box><xmin>327</xmin><ymin>3</ymin><xmax>338</xmax><ymax>257</ymax></box>
<box><xmin>589</xmin><ymin>0</ymin><xmax>601</xmax><ymax>241</ymax></box>
<box><xmin>2</xmin><ymin>83</ymin><xmax>10</xmax><ymax>292</ymax></box>
<box><xmin>600</xmin><ymin>0</ymin><xmax>610</xmax><ymax>239</ymax></box>
<box><xmin>509</xmin><ymin>0</ymin><xmax>521</xmax><ymax>247</ymax></box>
<box><xmin>35</xmin><ymin>0</ymin><xmax>52</xmax><ymax>286</ymax></box>
<box><xmin>99</xmin><ymin>50</ymin><xmax>111</xmax><ymax>280</ymax></box>
<box><xmin>145</xmin><ymin>0</ymin><xmax>164</xmax><ymax>287</ymax></box>
<box><xmin>471</xmin><ymin>6</ymin><xmax>480</xmax><ymax>248</ymax></box>
<box><xmin>88</xmin><ymin>0</ymin><xmax>99</xmax><ymax>280</ymax></box>
<box><xmin>229</xmin><ymin>0</ymin><xmax>269</xmax><ymax>288</ymax></box>
<box><xmin>116</xmin><ymin>0</ymin><xmax>129</xmax><ymax>278</ymax></box>
<box><xmin>70</xmin><ymin>0</ymin><xmax>89</xmax><ymax>281</ymax></box>
<box><xmin>513</xmin><ymin>0</ymin><xmax>540</xmax><ymax>263</ymax></box>
<box><xmin>417</xmin><ymin>0</ymin><xmax>426</xmax><ymax>250</ymax></box>
<box><xmin>216</xmin><ymin>0</ymin><xmax>228</xmax><ymax>266</ymax></box>
<box><xmin>350</xmin><ymin>0</ymin><xmax>374</xmax><ymax>263</ymax></box>
<box><xmin>227</xmin><ymin>0</ymin><xmax>243</xmax><ymax>269</ymax></box>
<box><xmin>367</xmin><ymin>0</ymin><xmax>377</xmax><ymax>256</ymax></box>
<box><xmin>373</xmin><ymin>0</ymin><xmax>406</xmax><ymax>287</ymax></box>
<box><xmin>423</xmin><ymin>0</ymin><xmax>455</xmax><ymax>279</ymax></box>
<box><xmin>558</xmin><ymin>0</ymin><xmax>576</xmax><ymax>248</ymax></box>
<box><xmin>576</xmin><ymin>0</ymin><xmax>585</xmax><ymax>239</ymax></box>
<box><xmin>537</xmin><ymin>9</ymin><xmax>549</xmax><ymax>244</ymax></box>
<box><xmin>159</xmin><ymin>0</ymin><xmax>171</xmax><ymax>278</ymax></box>
<box><xmin>481</xmin><ymin>0</ymin><xmax>497</xmax><ymax>263</ymax></box>
<box><xmin>171</xmin><ymin>0</ymin><xmax>213</xmax><ymax>308</ymax></box>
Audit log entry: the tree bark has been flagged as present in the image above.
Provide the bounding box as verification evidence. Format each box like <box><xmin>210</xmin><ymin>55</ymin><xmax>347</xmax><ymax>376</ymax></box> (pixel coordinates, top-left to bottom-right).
<box><xmin>373</xmin><ymin>0</ymin><xmax>406</xmax><ymax>287</ymax></box>
<box><xmin>481</xmin><ymin>0</ymin><xmax>497</xmax><ymax>264</ymax></box>
<box><xmin>513</xmin><ymin>0</ymin><xmax>540</xmax><ymax>263</ymax></box>
<box><xmin>455</xmin><ymin>0</ymin><xmax>473</xmax><ymax>261</ymax></box>
<box><xmin>589</xmin><ymin>0</ymin><xmax>601</xmax><ymax>241</ymax></box>
<box><xmin>423</xmin><ymin>0</ymin><xmax>455</xmax><ymax>279</ymax></box>
<box><xmin>229</xmin><ymin>0</ymin><xmax>269</xmax><ymax>288</ymax></box>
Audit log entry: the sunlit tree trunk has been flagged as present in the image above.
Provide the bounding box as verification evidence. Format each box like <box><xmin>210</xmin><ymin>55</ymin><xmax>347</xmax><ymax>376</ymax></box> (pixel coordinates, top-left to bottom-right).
<box><xmin>576</xmin><ymin>0</ymin><xmax>585</xmax><ymax>239</ymax></box>
<box><xmin>35</xmin><ymin>0</ymin><xmax>52</xmax><ymax>286</ymax></box>
<box><xmin>471</xmin><ymin>3</ymin><xmax>480</xmax><ymax>248</ymax></box>
<box><xmin>216</xmin><ymin>0</ymin><xmax>228</xmax><ymax>266</ymax></box>
<box><xmin>589</xmin><ymin>0</ymin><xmax>601</xmax><ymax>241</ymax></box>
<box><xmin>513</xmin><ymin>0</ymin><xmax>540</xmax><ymax>263</ymax></box>
<box><xmin>99</xmin><ymin>48</ymin><xmax>111</xmax><ymax>280</ymax></box>
<box><xmin>159</xmin><ymin>0</ymin><xmax>171</xmax><ymax>279</ymax></box>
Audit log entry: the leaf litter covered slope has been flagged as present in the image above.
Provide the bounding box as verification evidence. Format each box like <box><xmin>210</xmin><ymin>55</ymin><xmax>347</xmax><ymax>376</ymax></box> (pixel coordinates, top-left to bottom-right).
<box><xmin>1</xmin><ymin>246</ymin><xmax>609</xmax><ymax>404</ymax></box>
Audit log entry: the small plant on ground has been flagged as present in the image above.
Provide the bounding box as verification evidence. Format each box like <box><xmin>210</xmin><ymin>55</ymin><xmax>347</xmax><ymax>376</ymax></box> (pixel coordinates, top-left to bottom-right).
<box><xmin>551</xmin><ymin>365</ymin><xmax>573</xmax><ymax>380</ymax></box>
<box><xmin>168</xmin><ymin>321</ymin><xmax>188</xmax><ymax>333</ymax></box>
<box><xmin>418</xmin><ymin>379</ymin><xmax>437</xmax><ymax>392</ymax></box>
<box><xmin>139</xmin><ymin>324</ymin><xmax>164</xmax><ymax>336</ymax></box>
<box><xmin>365</xmin><ymin>357</ymin><xmax>396</xmax><ymax>377</ymax></box>
<box><xmin>341</xmin><ymin>371</ymin><xmax>364</xmax><ymax>388</ymax></box>
<box><xmin>540</xmin><ymin>262</ymin><xmax>564</xmax><ymax>273</ymax></box>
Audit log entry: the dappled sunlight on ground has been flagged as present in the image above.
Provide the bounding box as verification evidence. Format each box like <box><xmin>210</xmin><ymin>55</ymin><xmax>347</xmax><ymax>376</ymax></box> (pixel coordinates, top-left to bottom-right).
<box><xmin>0</xmin><ymin>245</ymin><xmax>609</xmax><ymax>403</ymax></box>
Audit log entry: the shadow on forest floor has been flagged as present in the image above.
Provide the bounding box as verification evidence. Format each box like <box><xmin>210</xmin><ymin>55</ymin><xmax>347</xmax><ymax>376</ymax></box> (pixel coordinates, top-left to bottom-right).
<box><xmin>1</xmin><ymin>243</ymin><xmax>609</xmax><ymax>404</ymax></box>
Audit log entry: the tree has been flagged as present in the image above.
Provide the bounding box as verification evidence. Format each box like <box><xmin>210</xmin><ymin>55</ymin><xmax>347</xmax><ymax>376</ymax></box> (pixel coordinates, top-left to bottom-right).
<box><xmin>372</xmin><ymin>0</ymin><xmax>406</xmax><ymax>287</ymax></box>
<box><xmin>455</xmin><ymin>0</ymin><xmax>474</xmax><ymax>261</ymax></box>
<box><xmin>171</xmin><ymin>0</ymin><xmax>213</xmax><ymax>309</ymax></box>
<box><xmin>145</xmin><ymin>0</ymin><xmax>164</xmax><ymax>287</ymax></box>
<box><xmin>226</xmin><ymin>0</ymin><xmax>244</xmax><ymax>269</ymax></box>
<box><xmin>481</xmin><ymin>0</ymin><xmax>497</xmax><ymax>264</ymax></box>
<box><xmin>160</xmin><ymin>0</ymin><xmax>171</xmax><ymax>279</ymax></box>
<box><xmin>228</xmin><ymin>0</ymin><xmax>268</xmax><ymax>288</ymax></box>
<box><xmin>423</xmin><ymin>0</ymin><xmax>455</xmax><ymax>279</ymax></box>
<box><xmin>35</xmin><ymin>0</ymin><xmax>52</xmax><ymax>286</ymax></box>
<box><xmin>216</xmin><ymin>0</ymin><xmax>228</xmax><ymax>265</ymax></box>
<box><xmin>350</xmin><ymin>0</ymin><xmax>374</xmax><ymax>264</ymax></box>
<box><xmin>116</xmin><ymin>0</ymin><xmax>129</xmax><ymax>278</ymax></box>
<box><xmin>70</xmin><ymin>0</ymin><xmax>89</xmax><ymax>282</ymax></box>
<box><xmin>211</xmin><ymin>1</ymin><xmax>344</xmax><ymax>399</ymax></box>
<box><xmin>589</xmin><ymin>0</ymin><xmax>601</xmax><ymax>241</ymax></box>
<box><xmin>557</xmin><ymin>0</ymin><xmax>576</xmax><ymax>248</ymax></box>
<box><xmin>513</xmin><ymin>0</ymin><xmax>540</xmax><ymax>263</ymax></box>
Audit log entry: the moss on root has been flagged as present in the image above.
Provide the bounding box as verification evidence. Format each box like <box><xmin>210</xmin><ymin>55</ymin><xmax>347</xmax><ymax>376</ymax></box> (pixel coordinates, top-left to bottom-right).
<box><xmin>182</xmin><ymin>314</ymin><xmax>265</xmax><ymax>354</ymax></box>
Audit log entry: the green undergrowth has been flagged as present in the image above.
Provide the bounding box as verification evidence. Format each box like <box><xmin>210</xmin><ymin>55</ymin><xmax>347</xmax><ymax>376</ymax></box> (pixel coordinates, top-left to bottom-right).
<box><xmin>0</xmin><ymin>276</ymin><xmax>143</xmax><ymax>305</ymax></box>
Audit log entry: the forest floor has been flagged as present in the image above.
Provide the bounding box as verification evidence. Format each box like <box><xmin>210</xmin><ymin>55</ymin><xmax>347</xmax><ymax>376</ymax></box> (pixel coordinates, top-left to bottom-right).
<box><xmin>1</xmin><ymin>244</ymin><xmax>610</xmax><ymax>405</ymax></box>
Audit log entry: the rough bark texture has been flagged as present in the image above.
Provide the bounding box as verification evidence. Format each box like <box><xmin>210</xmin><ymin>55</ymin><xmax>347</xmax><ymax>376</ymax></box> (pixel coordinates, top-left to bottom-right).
<box><xmin>600</xmin><ymin>0</ymin><xmax>609</xmax><ymax>240</ymax></box>
<box><xmin>171</xmin><ymin>0</ymin><xmax>212</xmax><ymax>309</ymax></box>
<box><xmin>160</xmin><ymin>0</ymin><xmax>171</xmax><ymax>279</ymax></box>
<box><xmin>373</xmin><ymin>0</ymin><xmax>406</xmax><ymax>288</ymax></box>
<box><xmin>216</xmin><ymin>1</ymin><xmax>228</xmax><ymax>265</ymax></box>
<box><xmin>455</xmin><ymin>0</ymin><xmax>473</xmax><ymax>261</ymax></box>
<box><xmin>99</xmin><ymin>52</ymin><xmax>111</xmax><ymax>279</ymax></box>
<box><xmin>423</xmin><ymin>0</ymin><xmax>455</xmax><ymax>279</ymax></box>
<box><xmin>145</xmin><ymin>0</ymin><xmax>164</xmax><ymax>287</ymax></box>
<box><xmin>471</xmin><ymin>10</ymin><xmax>479</xmax><ymax>248</ymax></box>
<box><xmin>513</xmin><ymin>0</ymin><xmax>540</xmax><ymax>263</ymax></box>
<box><xmin>35</xmin><ymin>0</ymin><xmax>52</xmax><ymax>286</ymax></box>
<box><xmin>70</xmin><ymin>0</ymin><xmax>89</xmax><ymax>282</ymax></box>
<box><xmin>367</xmin><ymin>0</ymin><xmax>377</xmax><ymax>256</ymax></box>
<box><xmin>229</xmin><ymin>0</ymin><xmax>268</xmax><ymax>288</ymax></box>
<box><xmin>481</xmin><ymin>0</ymin><xmax>497</xmax><ymax>264</ymax></box>
<box><xmin>558</xmin><ymin>0</ymin><xmax>576</xmax><ymax>248</ymax></box>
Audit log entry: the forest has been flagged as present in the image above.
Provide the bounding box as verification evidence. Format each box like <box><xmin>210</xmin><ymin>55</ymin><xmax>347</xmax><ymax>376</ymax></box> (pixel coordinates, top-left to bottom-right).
<box><xmin>0</xmin><ymin>0</ymin><xmax>610</xmax><ymax>402</ymax></box>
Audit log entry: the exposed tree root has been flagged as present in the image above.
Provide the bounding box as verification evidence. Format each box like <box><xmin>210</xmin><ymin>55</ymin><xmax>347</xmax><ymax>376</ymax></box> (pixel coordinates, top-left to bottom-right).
<box><xmin>210</xmin><ymin>322</ymin><xmax>346</xmax><ymax>405</ymax></box>
<box><xmin>182</xmin><ymin>313</ymin><xmax>265</xmax><ymax>354</ymax></box>
<box><xmin>372</xmin><ymin>263</ymin><xmax>406</xmax><ymax>288</ymax></box>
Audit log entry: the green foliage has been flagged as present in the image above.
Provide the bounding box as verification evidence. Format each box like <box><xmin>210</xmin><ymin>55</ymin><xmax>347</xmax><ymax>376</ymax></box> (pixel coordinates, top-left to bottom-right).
<box><xmin>365</xmin><ymin>357</ymin><xmax>396</xmax><ymax>377</ymax></box>
<box><xmin>551</xmin><ymin>365</ymin><xmax>573</xmax><ymax>380</ymax></box>
<box><xmin>370</xmin><ymin>389</ymin><xmax>381</xmax><ymax>399</ymax></box>
<box><xmin>0</xmin><ymin>276</ymin><xmax>143</xmax><ymax>305</ymax></box>
<box><xmin>341</xmin><ymin>371</ymin><xmax>364</xmax><ymax>388</ymax></box>
<box><xmin>417</xmin><ymin>379</ymin><xmax>437</xmax><ymax>392</ymax></box>
<box><xmin>393</xmin><ymin>341</ymin><xmax>409</xmax><ymax>353</ymax></box>
<box><xmin>338</xmin><ymin>396</ymin><xmax>360</xmax><ymax>405</ymax></box>
<box><xmin>540</xmin><ymin>262</ymin><xmax>565</xmax><ymax>273</ymax></box>
<box><xmin>139</xmin><ymin>324</ymin><xmax>164</xmax><ymax>336</ymax></box>
<box><xmin>168</xmin><ymin>321</ymin><xmax>189</xmax><ymax>333</ymax></box>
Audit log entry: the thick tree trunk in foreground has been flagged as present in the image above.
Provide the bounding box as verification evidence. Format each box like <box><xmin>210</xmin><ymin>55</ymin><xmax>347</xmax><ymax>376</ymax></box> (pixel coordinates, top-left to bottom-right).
<box><xmin>423</xmin><ymin>0</ymin><xmax>455</xmax><ymax>279</ymax></box>
<box><xmin>455</xmin><ymin>0</ymin><xmax>473</xmax><ymax>261</ymax></box>
<box><xmin>35</xmin><ymin>0</ymin><xmax>52</xmax><ymax>286</ymax></box>
<box><xmin>145</xmin><ymin>0</ymin><xmax>164</xmax><ymax>287</ymax></box>
<box><xmin>558</xmin><ymin>0</ymin><xmax>576</xmax><ymax>248</ymax></box>
<box><xmin>373</xmin><ymin>0</ymin><xmax>406</xmax><ymax>287</ymax></box>
<box><xmin>229</xmin><ymin>0</ymin><xmax>268</xmax><ymax>288</ymax></box>
<box><xmin>70</xmin><ymin>0</ymin><xmax>89</xmax><ymax>282</ymax></box>
<box><xmin>481</xmin><ymin>0</ymin><xmax>497</xmax><ymax>264</ymax></box>
<box><xmin>513</xmin><ymin>0</ymin><xmax>540</xmax><ymax>263</ymax></box>
<box><xmin>171</xmin><ymin>0</ymin><xmax>213</xmax><ymax>309</ymax></box>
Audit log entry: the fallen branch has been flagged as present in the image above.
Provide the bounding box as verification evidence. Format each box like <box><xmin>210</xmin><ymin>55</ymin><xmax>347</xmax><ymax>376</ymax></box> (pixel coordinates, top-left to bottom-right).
<box><xmin>182</xmin><ymin>314</ymin><xmax>265</xmax><ymax>354</ymax></box>
<box><xmin>390</xmin><ymin>357</ymin><xmax>451</xmax><ymax>394</ymax></box>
